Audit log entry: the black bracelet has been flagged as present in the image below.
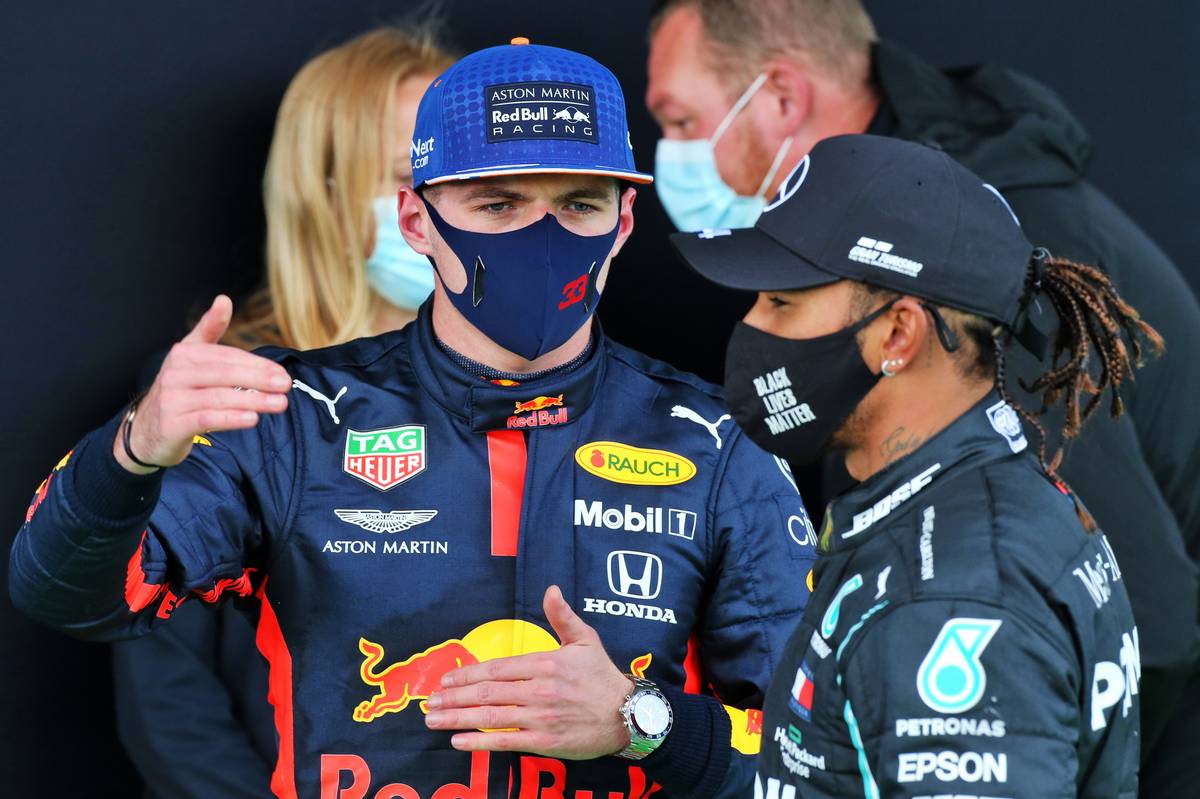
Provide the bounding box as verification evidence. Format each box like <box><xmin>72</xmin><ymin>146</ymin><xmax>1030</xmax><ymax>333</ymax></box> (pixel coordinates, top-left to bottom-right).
<box><xmin>122</xmin><ymin>395</ymin><xmax>166</xmax><ymax>470</ymax></box>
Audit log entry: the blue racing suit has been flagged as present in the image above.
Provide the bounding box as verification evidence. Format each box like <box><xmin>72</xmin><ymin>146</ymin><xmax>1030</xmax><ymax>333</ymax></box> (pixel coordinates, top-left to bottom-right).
<box><xmin>10</xmin><ymin>303</ymin><xmax>815</xmax><ymax>799</ymax></box>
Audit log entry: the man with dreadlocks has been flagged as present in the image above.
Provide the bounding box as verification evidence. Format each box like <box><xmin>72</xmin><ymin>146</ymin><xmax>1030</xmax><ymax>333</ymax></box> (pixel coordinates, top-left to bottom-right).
<box><xmin>670</xmin><ymin>135</ymin><xmax>1155</xmax><ymax>797</ymax></box>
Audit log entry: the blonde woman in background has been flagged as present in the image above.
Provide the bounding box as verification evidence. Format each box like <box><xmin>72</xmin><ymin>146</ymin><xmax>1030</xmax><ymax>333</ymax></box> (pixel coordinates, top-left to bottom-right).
<box><xmin>111</xmin><ymin>27</ymin><xmax>454</xmax><ymax>799</ymax></box>
<box><xmin>228</xmin><ymin>27</ymin><xmax>454</xmax><ymax>350</ymax></box>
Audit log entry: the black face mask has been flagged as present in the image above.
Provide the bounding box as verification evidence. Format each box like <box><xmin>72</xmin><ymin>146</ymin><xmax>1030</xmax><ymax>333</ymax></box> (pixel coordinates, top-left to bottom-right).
<box><xmin>724</xmin><ymin>300</ymin><xmax>896</xmax><ymax>466</ymax></box>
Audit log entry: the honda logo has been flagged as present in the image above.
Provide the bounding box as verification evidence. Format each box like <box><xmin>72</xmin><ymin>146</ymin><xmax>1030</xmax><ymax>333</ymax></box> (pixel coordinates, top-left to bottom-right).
<box><xmin>607</xmin><ymin>550</ymin><xmax>663</xmax><ymax>600</ymax></box>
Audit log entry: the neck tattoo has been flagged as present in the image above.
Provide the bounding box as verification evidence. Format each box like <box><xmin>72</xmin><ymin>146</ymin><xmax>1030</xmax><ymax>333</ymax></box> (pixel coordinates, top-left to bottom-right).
<box><xmin>880</xmin><ymin>426</ymin><xmax>924</xmax><ymax>467</ymax></box>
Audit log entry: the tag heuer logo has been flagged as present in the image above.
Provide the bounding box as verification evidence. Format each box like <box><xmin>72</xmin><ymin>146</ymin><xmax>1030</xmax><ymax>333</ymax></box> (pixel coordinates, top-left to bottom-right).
<box><xmin>343</xmin><ymin>426</ymin><xmax>426</xmax><ymax>490</ymax></box>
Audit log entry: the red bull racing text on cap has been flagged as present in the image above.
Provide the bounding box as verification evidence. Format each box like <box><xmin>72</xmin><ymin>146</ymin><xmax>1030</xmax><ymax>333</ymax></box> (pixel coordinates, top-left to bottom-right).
<box><xmin>411</xmin><ymin>38</ymin><xmax>652</xmax><ymax>187</ymax></box>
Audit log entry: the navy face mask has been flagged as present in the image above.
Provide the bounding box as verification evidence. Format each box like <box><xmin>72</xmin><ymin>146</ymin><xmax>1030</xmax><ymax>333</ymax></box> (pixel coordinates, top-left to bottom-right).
<box><xmin>424</xmin><ymin>199</ymin><xmax>620</xmax><ymax>360</ymax></box>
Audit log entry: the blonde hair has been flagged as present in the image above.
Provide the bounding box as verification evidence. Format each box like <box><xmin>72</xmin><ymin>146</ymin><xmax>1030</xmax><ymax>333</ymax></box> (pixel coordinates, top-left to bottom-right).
<box><xmin>226</xmin><ymin>26</ymin><xmax>454</xmax><ymax>350</ymax></box>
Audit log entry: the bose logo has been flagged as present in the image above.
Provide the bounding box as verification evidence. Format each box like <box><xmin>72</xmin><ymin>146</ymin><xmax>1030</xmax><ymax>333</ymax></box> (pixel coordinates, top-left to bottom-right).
<box><xmin>608</xmin><ymin>551</ymin><xmax>662</xmax><ymax>600</ymax></box>
<box><xmin>844</xmin><ymin>463</ymin><xmax>941</xmax><ymax>538</ymax></box>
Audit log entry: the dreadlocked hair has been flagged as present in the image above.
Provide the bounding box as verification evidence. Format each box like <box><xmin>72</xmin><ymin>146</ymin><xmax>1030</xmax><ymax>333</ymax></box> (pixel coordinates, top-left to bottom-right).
<box><xmin>994</xmin><ymin>254</ymin><xmax>1164</xmax><ymax>477</ymax></box>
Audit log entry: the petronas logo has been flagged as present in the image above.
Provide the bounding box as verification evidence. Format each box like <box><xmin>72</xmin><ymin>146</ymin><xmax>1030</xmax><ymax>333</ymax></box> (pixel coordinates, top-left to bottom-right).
<box><xmin>916</xmin><ymin>618</ymin><xmax>1002</xmax><ymax>713</ymax></box>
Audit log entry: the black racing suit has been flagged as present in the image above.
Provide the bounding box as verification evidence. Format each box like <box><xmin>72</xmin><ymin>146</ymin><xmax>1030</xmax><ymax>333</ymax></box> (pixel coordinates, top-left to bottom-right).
<box><xmin>755</xmin><ymin>394</ymin><xmax>1139</xmax><ymax>797</ymax></box>
<box><xmin>854</xmin><ymin>43</ymin><xmax>1196</xmax><ymax>792</ymax></box>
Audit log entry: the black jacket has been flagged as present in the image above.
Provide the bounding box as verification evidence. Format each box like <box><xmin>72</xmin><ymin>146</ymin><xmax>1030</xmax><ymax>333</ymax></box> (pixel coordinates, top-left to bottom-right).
<box><xmin>756</xmin><ymin>394</ymin><xmax>1140</xmax><ymax>797</ymax></box>
<box><xmin>858</xmin><ymin>42</ymin><xmax>1200</xmax><ymax>790</ymax></box>
<box><xmin>112</xmin><ymin>601</ymin><xmax>276</xmax><ymax>799</ymax></box>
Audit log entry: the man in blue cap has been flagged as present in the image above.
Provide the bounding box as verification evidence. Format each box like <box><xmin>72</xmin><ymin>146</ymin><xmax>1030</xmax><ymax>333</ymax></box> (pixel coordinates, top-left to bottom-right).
<box><xmin>672</xmin><ymin>133</ymin><xmax>1148</xmax><ymax>797</ymax></box>
<box><xmin>10</xmin><ymin>39</ymin><xmax>813</xmax><ymax>798</ymax></box>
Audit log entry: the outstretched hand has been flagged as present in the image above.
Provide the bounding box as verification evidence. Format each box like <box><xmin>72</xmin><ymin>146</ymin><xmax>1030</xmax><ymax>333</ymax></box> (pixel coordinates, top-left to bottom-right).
<box><xmin>112</xmin><ymin>295</ymin><xmax>292</xmax><ymax>473</ymax></box>
<box><xmin>424</xmin><ymin>585</ymin><xmax>635</xmax><ymax>760</ymax></box>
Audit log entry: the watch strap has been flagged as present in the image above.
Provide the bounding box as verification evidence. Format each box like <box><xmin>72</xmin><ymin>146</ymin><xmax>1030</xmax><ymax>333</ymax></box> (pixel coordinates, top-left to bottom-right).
<box><xmin>616</xmin><ymin>675</ymin><xmax>671</xmax><ymax>761</ymax></box>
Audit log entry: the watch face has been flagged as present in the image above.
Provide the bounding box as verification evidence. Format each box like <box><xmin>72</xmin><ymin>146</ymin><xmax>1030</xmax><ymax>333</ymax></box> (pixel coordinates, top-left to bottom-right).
<box><xmin>631</xmin><ymin>692</ymin><xmax>672</xmax><ymax>738</ymax></box>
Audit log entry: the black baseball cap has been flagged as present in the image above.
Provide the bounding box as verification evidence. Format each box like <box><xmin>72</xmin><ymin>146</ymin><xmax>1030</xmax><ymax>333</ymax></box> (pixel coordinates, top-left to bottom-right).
<box><xmin>670</xmin><ymin>134</ymin><xmax>1036</xmax><ymax>328</ymax></box>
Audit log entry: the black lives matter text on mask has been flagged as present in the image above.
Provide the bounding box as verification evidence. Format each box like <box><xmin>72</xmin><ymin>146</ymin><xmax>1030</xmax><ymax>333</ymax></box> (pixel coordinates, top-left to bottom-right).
<box><xmin>753</xmin><ymin>367</ymin><xmax>816</xmax><ymax>435</ymax></box>
<box><xmin>485</xmin><ymin>81</ymin><xmax>598</xmax><ymax>144</ymax></box>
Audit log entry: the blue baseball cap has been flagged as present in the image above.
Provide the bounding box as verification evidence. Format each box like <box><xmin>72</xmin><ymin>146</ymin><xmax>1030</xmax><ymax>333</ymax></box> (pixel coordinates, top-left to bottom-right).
<box><xmin>411</xmin><ymin>37</ymin><xmax>653</xmax><ymax>187</ymax></box>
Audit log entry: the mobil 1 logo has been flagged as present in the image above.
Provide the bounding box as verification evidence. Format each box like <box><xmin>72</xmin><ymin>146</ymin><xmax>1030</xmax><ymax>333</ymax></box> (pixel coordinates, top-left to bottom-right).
<box><xmin>574</xmin><ymin>499</ymin><xmax>697</xmax><ymax>540</ymax></box>
<box><xmin>485</xmin><ymin>81</ymin><xmax>598</xmax><ymax>144</ymax></box>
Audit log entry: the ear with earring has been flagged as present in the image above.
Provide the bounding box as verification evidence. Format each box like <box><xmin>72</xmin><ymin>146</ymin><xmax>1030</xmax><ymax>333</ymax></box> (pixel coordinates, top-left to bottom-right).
<box><xmin>881</xmin><ymin>358</ymin><xmax>904</xmax><ymax>377</ymax></box>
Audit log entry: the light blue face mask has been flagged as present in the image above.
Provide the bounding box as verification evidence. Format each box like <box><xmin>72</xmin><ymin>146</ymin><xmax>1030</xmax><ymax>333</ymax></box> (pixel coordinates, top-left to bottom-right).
<box><xmin>654</xmin><ymin>72</ymin><xmax>793</xmax><ymax>232</ymax></box>
<box><xmin>366</xmin><ymin>195</ymin><xmax>435</xmax><ymax>310</ymax></box>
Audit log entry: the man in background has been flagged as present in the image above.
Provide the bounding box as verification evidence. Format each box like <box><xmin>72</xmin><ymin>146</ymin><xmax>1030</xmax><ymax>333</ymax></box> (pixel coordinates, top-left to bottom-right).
<box><xmin>645</xmin><ymin>1</ymin><xmax>1200</xmax><ymax>793</ymax></box>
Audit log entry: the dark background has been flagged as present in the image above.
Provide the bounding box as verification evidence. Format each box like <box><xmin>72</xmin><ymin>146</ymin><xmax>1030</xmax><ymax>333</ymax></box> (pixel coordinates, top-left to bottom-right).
<box><xmin>1</xmin><ymin>1</ymin><xmax>1196</xmax><ymax>792</ymax></box>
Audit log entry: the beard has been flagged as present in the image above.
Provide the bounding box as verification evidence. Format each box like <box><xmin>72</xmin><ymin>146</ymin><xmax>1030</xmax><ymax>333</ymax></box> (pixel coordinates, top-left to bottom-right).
<box><xmin>830</xmin><ymin>390</ymin><xmax>878</xmax><ymax>452</ymax></box>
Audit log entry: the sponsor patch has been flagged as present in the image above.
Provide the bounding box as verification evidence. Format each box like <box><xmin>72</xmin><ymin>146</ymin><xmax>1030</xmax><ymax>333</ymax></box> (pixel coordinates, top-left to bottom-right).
<box><xmin>574</xmin><ymin>441</ymin><xmax>696</xmax><ymax>486</ymax></box>
<box><xmin>293</xmin><ymin>379</ymin><xmax>348</xmax><ymax>425</ymax></box>
<box><xmin>669</xmin><ymin>405</ymin><xmax>731</xmax><ymax>450</ymax></box>
<box><xmin>411</xmin><ymin>135</ymin><xmax>435</xmax><ymax>170</ymax></box>
<box><xmin>485</xmin><ymin>81</ymin><xmax>598</xmax><ymax>144</ymax></box>
<box><xmin>808</xmin><ymin>629</ymin><xmax>831</xmax><ymax>659</ymax></box>
<box><xmin>334</xmin><ymin>509</ymin><xmax>438</xmax><ymax>534</ymax></box>
<box><xmin>895</xmin><ymin>716</ymin><xmax>1006</xmax><ymax>738</ymax></box>
<box><xmin>1091</xmin><ymin>628</ymin><xmax>1140</xmax><ymax>731</ymax></box>
<box><xmin>573</xmin><ymin>500</ymin><xmax>696</xmax><ymax>539</ymax></box>
<box><xmin>1073</xmin><ymin>533</ymin><xmax>1123</xmax><ymax>609</ymax></box>
<box><xmin>607</xmin><ymin>550</ymin><xmax>662</xmax><ymax>599</ymax></box>
<box><xmin>344</xmin><ymin>425</ymin><xmax>426</xmax><ymax>491</ymax></box>
<box><xmin>848</xmin><ymin>236</ymin><xmax>924</xmax><ymax>277</ymax></box>
<box><xmin>985</xmin><ymin>400</ymin><xmax>1027</xmax><ymax>453</ymax></box>
<box><xmin>581</xmin><ymin>597</ymin><xmax>677</xmax><ymax>624</ymax></box>
<box><xmin>507</xmin><ymin>394</ymin><xmax>569</xmax><ymax>429</ymax></box>
<box><xmin>821</xmin><ymin>573</ymin><xmax>863</xmax><ymax>639</ymax></box>
<box><xmin>24</xmin><ymin>450</ymin><xmax>72</xmax><ymax>524</ymax></box>
<box><xmin>788</xmin><ymin>513</ymin><xmax>816</xmax><ymax>547</ymax></box>
<box><xmin>582</xmin><ymin>549</ymin><xmax>677</xmax><ymax>624</ymax></box>
<box><xmin>788</xmin><ymin>661</ymin><xmax>815</xmax><ymax>721</ymax></box>
<box><xmin>919</xmin><ymin>506</ymin><xmax>936</xmax><ymax>580</ymax></box>
<box><xmin>771</xmin><ymin>723</ymin><xmax>826</xmax><ymax>780</ymax></box>
<box><xmin>897</xmin><ymin>751</ymin><xmax>1008</xmax><ymax>784</ymax></box>
<box><xmin>916</xmin><ymin>618</ymin><xmax>1002</xmax><ymax>714</ymax></box>
<box><xmin>763</xmin><ymin>155</ymin><xmax>810</xmax><ymax>213</ymax></box>
<box><xmin>844</xmin><ymin>463</ymin><xmax>941</xmax><ymax>539</ymax></box>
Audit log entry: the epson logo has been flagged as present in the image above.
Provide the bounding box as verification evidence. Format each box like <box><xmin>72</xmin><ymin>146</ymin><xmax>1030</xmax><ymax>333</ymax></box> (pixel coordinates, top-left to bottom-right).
<box><xmin>574</xmin><ymin>500</ymin><xmax>696</xmax><ymax>539</ymax></box>
<box><xmin>582</xmin><ymin>597</ymin><xmax>677</xmax><ymax>624</ymax></box>
<box><xmin>897</xmin><ymin>751</ymin><xmax>1008</xmax><ymax>784</ymax></box>
<box><xmin>843</xmin><ymin>463</ymin><xmax>941</xmax><ymax>538</ymax></box>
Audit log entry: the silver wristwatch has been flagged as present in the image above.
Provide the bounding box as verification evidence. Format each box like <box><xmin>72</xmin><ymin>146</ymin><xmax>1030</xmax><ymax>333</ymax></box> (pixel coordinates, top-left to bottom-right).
<box><xmin>616</xmin><ymin>676</ymin><xmax>673</xmax><ymax>760</ymax></box>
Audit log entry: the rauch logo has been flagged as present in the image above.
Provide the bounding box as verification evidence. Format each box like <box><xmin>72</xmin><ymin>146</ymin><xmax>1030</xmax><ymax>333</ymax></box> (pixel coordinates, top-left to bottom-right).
<box><xmin>574</xmin><ymin>441</ymin><xmax>696</xmax><ymax>486</ymax></box>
